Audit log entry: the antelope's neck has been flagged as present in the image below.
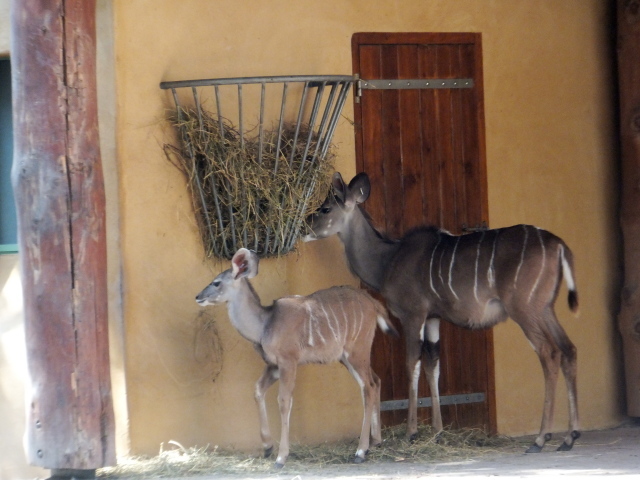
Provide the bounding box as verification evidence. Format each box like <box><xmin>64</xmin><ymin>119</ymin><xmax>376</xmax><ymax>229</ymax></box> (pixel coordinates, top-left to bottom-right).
<box><xmin>227</xmin><ymin>279</ymin><xmax>268</xmax><ymax>344</ymax></box>
<box><xmin>339</xmin><ymin>207</ymin><xmax>399</xmax><ymax>292</ymax></box>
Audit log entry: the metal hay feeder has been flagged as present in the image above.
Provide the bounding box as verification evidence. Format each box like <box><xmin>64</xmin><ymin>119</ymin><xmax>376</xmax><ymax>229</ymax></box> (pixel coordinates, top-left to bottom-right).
<box><xmin>161</xmin><ymin>75</ymin><xmax>354</xmax><ymax>259</ymax></box>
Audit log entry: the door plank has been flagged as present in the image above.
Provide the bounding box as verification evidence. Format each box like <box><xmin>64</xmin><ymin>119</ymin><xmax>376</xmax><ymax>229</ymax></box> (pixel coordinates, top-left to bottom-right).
<box><xmin>397</xmin><ymin>44</ymin><xmax>425</xmax><ymax>230</ymax></box>
<box><xmin>418</xmin><ymin>46</ymin><xmax>442</xmax><ymax>227</ymax></box>
<box><xmin>380</xmin><ymin>45</ymin><xmax>404</xmax><ymax>237</ymax></box>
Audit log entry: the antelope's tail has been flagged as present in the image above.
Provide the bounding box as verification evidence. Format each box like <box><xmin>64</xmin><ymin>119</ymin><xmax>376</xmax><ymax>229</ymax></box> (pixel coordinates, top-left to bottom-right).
<box><xmin>559</xmin><ymin>243</ymin><xmax>579</xmax><ymax>313</ymax></box>
<box><xmin>373</xmin><ymin>298</ymin><xmax>399</xmax><ymax>338</ymax></box>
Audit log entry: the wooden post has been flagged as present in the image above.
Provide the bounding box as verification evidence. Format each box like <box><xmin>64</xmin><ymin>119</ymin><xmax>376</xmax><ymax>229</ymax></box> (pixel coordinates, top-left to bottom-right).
<box><xmin>11</xmin><ymin>0</ymin><xmax>116</xmax><ymax>472</ymax></box>
<box><xmin>617</xmin><ymin>0</ymin><xmax>640</xmax><ymax>417</ymax></box>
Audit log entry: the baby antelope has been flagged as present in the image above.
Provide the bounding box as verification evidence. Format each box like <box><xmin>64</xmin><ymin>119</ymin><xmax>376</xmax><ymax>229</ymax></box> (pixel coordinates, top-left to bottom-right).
<box><xmin>195</xmin><ymin>248</ymin><xmax>397</xmax><ymax>468</ymax></box>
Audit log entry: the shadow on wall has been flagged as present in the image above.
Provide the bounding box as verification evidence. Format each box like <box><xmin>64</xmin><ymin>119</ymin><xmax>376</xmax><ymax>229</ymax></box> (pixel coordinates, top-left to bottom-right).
<box><xmin>0</xmin><ymin>256</ymin><xmax>48</xmax><ymax>480</ymax></box>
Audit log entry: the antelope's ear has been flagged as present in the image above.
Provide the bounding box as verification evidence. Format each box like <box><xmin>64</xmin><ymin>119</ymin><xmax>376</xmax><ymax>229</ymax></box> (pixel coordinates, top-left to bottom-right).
<box><xmin>331</xmin><ymin>172</ymin><xmax>348</xmax><ymax>203</ymax></box>
<box><xmin>231</xmin><ymin>248</ymin><xmax>259</xmax><ymax>279</ymax></box>
<box><xmin>348</xmin><ymin>172</ymin><xmax>370</xmax><ymax>204</ymax></box>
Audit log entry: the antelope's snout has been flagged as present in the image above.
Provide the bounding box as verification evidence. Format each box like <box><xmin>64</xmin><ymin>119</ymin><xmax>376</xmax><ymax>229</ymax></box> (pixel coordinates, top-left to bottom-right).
<box><xmin>302</xmin><ymin>212</ymin><xmax>319</xmax><ymax>242</ymax></box>
<box><xmin>302</xmin><ymin>231</ymin><xmax>318</xmax><ymax>242</ymax></box>
<box><xmin>195</xmin><ymin>283</ymin><xmax>218</xmax><ymax>306</ymax></box>
<box><xmin>195</xmin><ymin>292</ymin><xmax>211</xmax><ymax>306</ymax></box>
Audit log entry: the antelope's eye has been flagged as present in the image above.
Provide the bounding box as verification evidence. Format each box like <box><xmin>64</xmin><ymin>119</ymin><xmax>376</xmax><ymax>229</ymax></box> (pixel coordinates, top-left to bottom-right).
<box><xmin>213</xmin><ymin>280</ymin><xmax>221</xmax><ymax>287</ymax></box>
<box><xmin>320</xmin><ymin>207</ymin><xmax>331</xmax><ymax>214</ymax></box>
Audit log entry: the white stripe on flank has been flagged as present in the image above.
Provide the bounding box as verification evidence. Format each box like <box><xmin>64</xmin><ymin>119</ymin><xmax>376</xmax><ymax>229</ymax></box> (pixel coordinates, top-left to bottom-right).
<box><xmin>513</xmin><ymin>225</ymin><xmax>529</xmax><ymax>287</ymax></box>
<box><xmin>348</xmin><ymin>301</ymin><xmax>356</xmax><ymax>340</ymax></box>
<box><xmin>309</xmin><ymin>302</ymin><xmax>326</xmax><ymax>344</ymax></box>
<box><xmin>354</xmin><ymin>302</ymin><xmax>365</xmax><ymax>340</ymax></box>
<box><xmin>448</xmin><ymin>237</ymin><xmax>460</xmax><ymax>300</ymax></box>
<box><xmin>331</xmin><ymin>304</ymin><xmax>345</xmax><ymax>342</ymax></box>
<box><xmin>438</xmin><ymin>247</ymin><xmax>446</xmax><ymax>287</ymax></box>
<box><xmin>474</xmin><ymin>231</ymin><xmax>486</xmax><ymax>302</ymax></box>
<box><xmin>488</xmin><ymin>231</ymin><xmax>499</xmax><ymax>288</ymax></box>
<box><xmin>429</xmin><ymin>236</ymin><xmax>442</xmax><ymax>299</ymax></box>
<box><xmin>322</xmin><ymin>302</ymin><xmax>340</xmax><ymax>341</ymax></box>
<box><xmin>528</xmin><ymin>227</ymin><xmax>546</xmax><ymax>303</ymax></box>
<box><xmin>338</xmin><ymin>298</ymin><xmax>349</xmax><ymax>340</ymax></box>
<box><xmin>304</xmin><ymin>303</ymin><xmax>315</xmax><ymax>346</ymax></box>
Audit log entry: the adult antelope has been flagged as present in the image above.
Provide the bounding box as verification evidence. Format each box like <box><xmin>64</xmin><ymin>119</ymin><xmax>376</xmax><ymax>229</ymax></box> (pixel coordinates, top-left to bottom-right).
<box><xmin>304</xmin><ymin>172</ymin><xmax>580</xmax><ymax>453</ymax></box>
<box><xmin>195</xmin><ymin>248</ymin><xmax>398</xmax><ymax>467</ymax></box>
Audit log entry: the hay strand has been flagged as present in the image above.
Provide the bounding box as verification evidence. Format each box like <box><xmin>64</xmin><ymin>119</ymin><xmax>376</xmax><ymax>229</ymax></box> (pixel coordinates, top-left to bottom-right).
<box><xmin>97</xmin><ymin>424</ymin><xmax>528</xmax><ymax>478</ymax></box>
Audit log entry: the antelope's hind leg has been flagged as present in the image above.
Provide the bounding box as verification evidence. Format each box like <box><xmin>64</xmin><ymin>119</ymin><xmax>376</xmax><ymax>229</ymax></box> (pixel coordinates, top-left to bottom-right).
<box><xmin>520</xmin><ymin>321</ymin><xmax>562</xmax><ymax>453</ymax></box>
<box><xmin>524</xmin><ymin>308</ymin><xmax>580</xmax><ymax>453</ymax></box>
<box><xmin>342</xmin><ymin>354</ymin><xmax>375</xmax><ymax>463</ymax></box>
<box><xmin>558</xmin><ymin>328</ymin><xmax>580</xmax><ymax>451</ymax></box>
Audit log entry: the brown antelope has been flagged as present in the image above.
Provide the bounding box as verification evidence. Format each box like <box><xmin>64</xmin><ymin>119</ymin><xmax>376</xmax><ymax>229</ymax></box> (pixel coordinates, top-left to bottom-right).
<box><xmin>195</xmin><ymin>248</ymin><xmax>398</xmax><ymax>467</ymax></box>
<box><xmin>304</xmin><ymin>172</ymin><xmax>580</xmax><ymax>454</ymax></box>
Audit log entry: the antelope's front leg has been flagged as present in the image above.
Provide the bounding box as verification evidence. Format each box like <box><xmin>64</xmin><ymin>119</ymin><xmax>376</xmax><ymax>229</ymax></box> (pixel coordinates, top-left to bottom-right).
<box><xmin>275</xmin><ymin>362</ymin><xmax>297</xmax><ymax>468</ymax></box>
<box><xmin>405</xmin><ymin>321</ymin><xmax>424</xmax><ymax>442</ymax></box>
<box><xmin>254</xmin><ymin>365</ymin><xmax>279</xmax><ymax>458</ymax></box>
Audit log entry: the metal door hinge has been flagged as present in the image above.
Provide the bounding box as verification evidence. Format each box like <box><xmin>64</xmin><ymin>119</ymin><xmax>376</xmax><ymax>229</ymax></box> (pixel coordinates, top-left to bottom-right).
<box><xmin>355</xmin><ymin>76</ymin><xmax>474</xmax><ymax>102</ymax></box>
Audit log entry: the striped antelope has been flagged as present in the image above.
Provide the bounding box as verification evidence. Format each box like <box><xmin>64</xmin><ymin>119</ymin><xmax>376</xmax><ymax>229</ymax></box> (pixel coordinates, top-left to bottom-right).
<box><xmin>195</xmin><ymin>248</ymin><xmax>398</xmax><ymax>468</ymax></box>
<box><xmin>304</xmin><ymin>172</ymin><xmax>580</xmax><ymax>453</ymax></box>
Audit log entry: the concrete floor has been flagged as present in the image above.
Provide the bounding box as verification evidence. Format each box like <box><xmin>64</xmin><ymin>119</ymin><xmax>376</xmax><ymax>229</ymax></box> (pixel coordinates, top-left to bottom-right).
<box><xmin>165</xmin><ymin>424</ymin><xmax>640</xmax><ymax>480</ymax></box>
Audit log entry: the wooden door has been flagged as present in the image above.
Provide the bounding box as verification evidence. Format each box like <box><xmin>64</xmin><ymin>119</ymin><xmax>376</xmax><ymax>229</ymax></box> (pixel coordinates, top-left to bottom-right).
<box><xmin>352</xmin><ymin>32</ymin><xmax>496</xmax><ymax>432</ymax></box>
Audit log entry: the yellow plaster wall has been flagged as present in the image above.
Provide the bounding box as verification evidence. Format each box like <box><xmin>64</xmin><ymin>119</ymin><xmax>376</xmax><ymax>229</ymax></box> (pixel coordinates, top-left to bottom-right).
<box><xmin>113</xmin><ymin>0</ymin><xmax>622</xmax><ymax>455</ymax></box>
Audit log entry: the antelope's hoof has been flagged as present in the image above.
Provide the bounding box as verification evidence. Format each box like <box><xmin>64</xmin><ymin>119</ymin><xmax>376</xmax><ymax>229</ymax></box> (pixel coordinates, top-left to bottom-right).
<box><xmin>557</xmin><ymin>442</ymin><xmax>573</xmax><ymax>452</ymax></box>
<box><xmin>408</xmin><ymin>432</ymin><xmax>419</xmax><ymax>444</ymax></box>
<box><xmin>525</xmin><ymin>443</ymin><xmax>543</xmax><ymax>454</ymax></box>
<box><xmin>557</xmin><ymin>430</ymin><xmax>581</xmax><ymax>452</ymax></box>
<box><xmin>434</xmin><ymin>432</ymin><xmax>444</xmax><ymax>444</ymax></box>
<box><xmin>353</xmin><ymin>455</ymin><xmax>366</xmax><ymax>464</ymax></box>
<box><xmin>264</xmin><ymin>446</ymin><xmax>273</xmax><ymax>458</ymax></box>
<box><xmin>274</xmin><ymin>461</ymin><xmax>285</xmax><ymax>469</ymax></box>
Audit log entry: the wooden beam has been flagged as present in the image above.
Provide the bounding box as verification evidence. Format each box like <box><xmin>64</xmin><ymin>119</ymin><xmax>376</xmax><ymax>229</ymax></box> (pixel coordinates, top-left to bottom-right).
<box><xmin>618</xmin><ymin>0</ymin><xmax>640</xmax><ymax>417</ymax></box>
<box><xmin>11</xmin><ymin>0</ymin><xmax>115</xmax><ymax>470</ymax></box>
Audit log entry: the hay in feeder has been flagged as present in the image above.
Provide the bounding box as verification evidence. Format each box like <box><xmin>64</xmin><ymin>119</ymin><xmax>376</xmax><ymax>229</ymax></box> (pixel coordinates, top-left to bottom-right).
<box><xmin>164</xmin><ymin>107</ymin><xmax>335</xmax><ymax>259</ymax></box>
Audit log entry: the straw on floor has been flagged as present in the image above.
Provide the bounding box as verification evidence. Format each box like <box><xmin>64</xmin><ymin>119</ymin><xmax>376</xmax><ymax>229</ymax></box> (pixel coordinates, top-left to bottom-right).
<box><xmin>97</xmin><ymin>424</ymin><xmax>528</xmax><ymax>478</ymax></box>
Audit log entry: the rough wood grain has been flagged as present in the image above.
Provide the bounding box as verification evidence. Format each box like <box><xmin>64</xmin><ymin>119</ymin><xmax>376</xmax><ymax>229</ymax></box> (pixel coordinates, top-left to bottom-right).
<box><xmin>11</xmin><ymin>0</ymin><xmax>115</xmax><ymax>469</ymax></box>
<box><xmin>617</xmin><ymin>0</ymin><xmax>640</xmax><ymax>417</ymax></box>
